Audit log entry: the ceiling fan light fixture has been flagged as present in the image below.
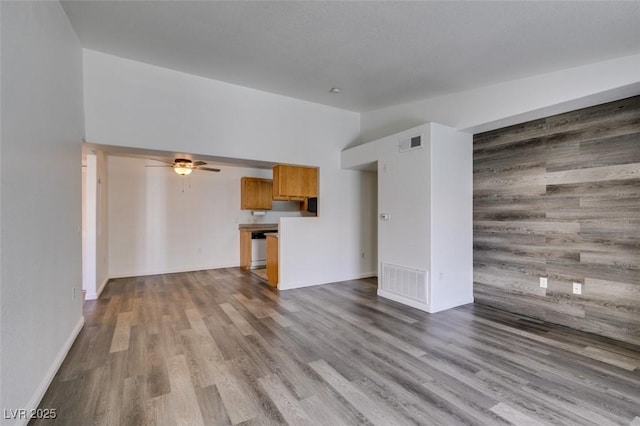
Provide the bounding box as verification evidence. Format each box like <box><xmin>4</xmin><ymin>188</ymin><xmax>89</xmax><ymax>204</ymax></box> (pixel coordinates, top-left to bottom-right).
<box><xmin>174</xmin><ymin>166</ymin><xmax>192</xmax><ymax>176</ymax></box>
<box><xmin>173</xmin><ymin>161</ymin><xmax>193</xmax><ymax>175</ymax></box>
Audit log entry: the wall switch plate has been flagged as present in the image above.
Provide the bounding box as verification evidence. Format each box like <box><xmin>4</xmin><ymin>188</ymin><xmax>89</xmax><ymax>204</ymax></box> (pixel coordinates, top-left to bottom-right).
<box><xmin>540</xmin><ymin>277</ymin><xmax>548</xmax><ymax>288</ymax></box>
<box><xmin>573</xmin><ymin>282</ymin><xmax>582</xmax><ymax>295</ymax></box>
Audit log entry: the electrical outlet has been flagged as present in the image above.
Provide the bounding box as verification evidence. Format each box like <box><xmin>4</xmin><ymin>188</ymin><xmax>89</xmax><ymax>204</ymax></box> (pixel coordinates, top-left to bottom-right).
<box><xmin>572</xmin><ymin>282</ymin><xmax>582</xmax><ymax>295</ymax></box>
<box><xmin>540</xmin><ymin>277</ymin><xmax>548</xmax><ymax>288</ymax></box>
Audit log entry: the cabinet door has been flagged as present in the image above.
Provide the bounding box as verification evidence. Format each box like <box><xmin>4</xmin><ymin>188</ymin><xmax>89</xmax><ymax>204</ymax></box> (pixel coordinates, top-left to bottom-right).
<box><xmin>241</xmin><ymin>177</ymin><xmax>272</xmax><ymax>210</ymax></box>
<box><xmin>272</xmin><ymin>165</ymin><xmax>289</xmax><ymax>199</ymax></box>
<box><xmin>258</xmin><ymin>179</ymin><xmax>273</xmax><ymax>209</ymax></box>
<box><xmin>272</xmin><ymin>165</ymin><xmax>318</xmax><ymax>199</ymax></box>
<box><xmin>272</xmin><ymin>166</ymin><xmax>282</xmax><ymax>198</ymax></box>
<box><xmin>240</xmin><ymin>231</ymin><xmax>251</xmax><ymax>270</ymax></box>
<box><xmin>274</xmin><ymin>165</ymin><xmax>301</xmax><ymax>197</ymax></box>
<box><xmin>301</xmin><ymin>167</ymin><xmax>318</xmax><ymax>197</ymax></box>
<box><xmin>266</xmin><ymin>235</ymin><xmax>278</xmax><ymax>286</ymax></box>
<box><xmin>241</xmin><ymin>178</ymin><xmax>258</xmax><ymax>209</ymax></box>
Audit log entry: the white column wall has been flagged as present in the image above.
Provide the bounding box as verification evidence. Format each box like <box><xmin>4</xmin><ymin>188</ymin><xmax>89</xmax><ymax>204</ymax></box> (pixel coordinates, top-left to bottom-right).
<box><xmin>82</xmin><ymin>154</ymin><xmax>97</xmax><ymax>298</ymax></box>
<box><xmin>94</xmin><ymin>150</ymin><xmax>109</xmax><ymax>296</ymax></box>
<box><xmin>429</xmin><ymin>123</ymin><xmax>473</xmax><ymax>312</ymax></box>
<box><xmin>0</xmin><ymin>2</ymin><xmax>85</xmax><ymax>422</ymax></box>
<box><xmin>341</xmin><ymin>123</ymin><xmax>473</xmax><ymax>313</ymax></box>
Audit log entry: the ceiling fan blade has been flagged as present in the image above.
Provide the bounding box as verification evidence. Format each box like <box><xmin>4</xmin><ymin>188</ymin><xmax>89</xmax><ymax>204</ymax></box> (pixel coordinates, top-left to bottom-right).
<box><xmin>148</xmin><ymin>158</ymin><xmax>175</xmax><ymax>165</ymax></box>
<box><xmin>145</xmin><ymin>165</ymin><xmax>171</xmax><ymax>167</ymax></box>
<box><xmin>193</xmin><ymin>161</ymin><xmax>207</xmax><ymax>166</ymax></box>
<box><xmin>196</xmin><ymin>167</ymin><xmax>221</xmax><ymax>172</ymax></box>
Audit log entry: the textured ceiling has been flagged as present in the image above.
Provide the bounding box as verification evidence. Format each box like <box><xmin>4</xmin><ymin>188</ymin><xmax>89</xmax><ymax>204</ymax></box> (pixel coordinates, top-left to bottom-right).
<box><xmin>62</xmin><ymin>1</ymin><xmax>640</xmax><ymax>112</ymax></box>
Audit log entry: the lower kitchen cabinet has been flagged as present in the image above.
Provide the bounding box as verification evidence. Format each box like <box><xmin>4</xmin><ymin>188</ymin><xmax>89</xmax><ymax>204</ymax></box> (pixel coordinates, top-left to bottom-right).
<box><xmin>239</xmin><ymin>231</ymin><xmax>251</xmax><ymax>270</ymax></box>
<box><xmin>266</xmin><ymin>234</ymin><xmax>278</xmax><ymax>287</ymax></box>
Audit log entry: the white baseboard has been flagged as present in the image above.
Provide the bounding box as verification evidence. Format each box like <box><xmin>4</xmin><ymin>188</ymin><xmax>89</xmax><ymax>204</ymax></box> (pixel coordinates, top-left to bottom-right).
<box><xmin>278</xmin><ymin>271</ymin><xmax>378</xmax><ymax>291</ymax></box>
<box><xmin>104</xmin><ymin>269</ymin><xmax>377</xmax><ymax>293</ymax></box>
<box><xmin>85</xmin><ymin>276</ymin><xmax>110</xmax><ymax>300</ymax></box>
<box><xmin>96</xmin><ymin>276</ymin><xmax>109</xmax><ymax>298</ymax></box>
<box><xmin>377</xmin><ymin>289</ymin><xmax>431</xmax><ymax>312</ymax></box>
<box><xmin>108</xmin><ymin>263</ymin><xmax>239</xmax><ymax>280</ymax></box>
<box><xmin>429</xmin><ymin>297</ymin><xmax>475</xmax><ymax>313</ymax></box>
<box><xmin>377</xmin><ymin>290</ymin><xmax>474</xmax><ymax>314</ymax></box>
<box><xmin>20</xmin><ymin>316</ymin><xmax>85</xmax><ymax>426</ymax></box>
<box><xmin>353</xmin><ymin>271</ymin><xmax>377</xmax><ymax>279</ymax></box>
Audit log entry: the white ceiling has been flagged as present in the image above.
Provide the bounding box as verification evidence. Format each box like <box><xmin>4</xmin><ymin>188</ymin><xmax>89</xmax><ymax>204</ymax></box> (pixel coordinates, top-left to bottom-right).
<box><xmin>61</xmin><ymin>1</ymin><xmax>640</xmax><ymax>112</ymax></box>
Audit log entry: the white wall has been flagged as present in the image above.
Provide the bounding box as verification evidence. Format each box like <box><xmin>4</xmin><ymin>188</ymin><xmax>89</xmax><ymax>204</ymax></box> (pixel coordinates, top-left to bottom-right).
<box><xmin>0</xmin><ymin>1</ymin><xmax>85</xmax><ymax>423</ymax></box>
<box><xmin>429</xmin><ymin>123</ymin><xmax>473</xmax><ymax>312</ymax></box>
<box><xmin>108</xmin><ymin>156</ymin><xmax>304</xmax><ymax>277</ymax></box>
<box><xmin>277</xmin><ymin>167</ymin><xmax>378</xmax><ymax>289</ymax></box>
<box><xmin>360</xmin><ymin>53</ymin><xmax>640</xmax><ymax>142</ymax></box>
<box><xmin>342</xmin><ymin>123</ymin><xmax>472</xmax><ymax>313</ymax></box>
<box><xmin>83</xmin><ymin>50</ymin><xmax>375</xmax><ymax>288</ymax></box>
<box><xmin>377</xmin><ymin>130</ymin><xmax>431</xmax><ymax>273</ymax></box>
<box><xmin>82</xmin><ymin>153</ymin><xmax>97</xmax><ymax>297</ymax></box>
<box><xmin>95</xmin><ymin>150</ymin><xmax>109</xmax><ymax>295</ymax></box>
<box><xmin>82</xmin><ymin>150</ymin><xmax>109</xmax><ymax>299</ymax></box>
<box><xmin>343</xmin><ymin>125</ymin><xmax>432</xmax><ymax>309</ymax></box>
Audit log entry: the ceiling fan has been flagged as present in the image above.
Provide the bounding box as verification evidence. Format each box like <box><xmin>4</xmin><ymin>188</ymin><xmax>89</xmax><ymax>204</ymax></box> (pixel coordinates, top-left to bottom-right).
<box><xmin>146</xmin><ymin>158</ymin><xmax>221</xmax><ymax>175</ymax></box>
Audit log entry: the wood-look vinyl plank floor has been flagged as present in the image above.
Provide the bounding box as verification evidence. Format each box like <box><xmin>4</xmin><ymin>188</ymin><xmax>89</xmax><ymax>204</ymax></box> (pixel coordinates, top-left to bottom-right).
<box><xmin>32</xmin><ymin>268</ymin><xmax>640</xmax><ymax>425</ymax></box>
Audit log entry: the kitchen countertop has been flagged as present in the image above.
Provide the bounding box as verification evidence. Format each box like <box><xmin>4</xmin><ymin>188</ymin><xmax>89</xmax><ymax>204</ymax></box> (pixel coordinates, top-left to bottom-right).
<box><xmin>238</xmin><ymin>223</ymin><xmax>278</xmax><ymax>231</ymax></box>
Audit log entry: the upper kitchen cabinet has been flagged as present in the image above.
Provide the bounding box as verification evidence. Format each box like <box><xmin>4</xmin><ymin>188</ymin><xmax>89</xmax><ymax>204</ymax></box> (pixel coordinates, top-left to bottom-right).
<box><xmin>272</xmin><ymin>164</ymin><xmax>318</xmax><ymax>201</ymax></box>
<box><xmin>241</xmin><ymin>177</ymin><xmax>273</xmax><ymax>210</ymax></box>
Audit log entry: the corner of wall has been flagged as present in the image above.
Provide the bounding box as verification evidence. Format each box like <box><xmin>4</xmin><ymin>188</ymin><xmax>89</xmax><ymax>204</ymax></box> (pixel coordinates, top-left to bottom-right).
<box><xmin>1</xmin><ymin>0</ymin><xmax>86</xmax><ymax>417</ymax></box>
<box><xmin>22</xmin><ymin>317</ymin><xmax>85</xmax><ymax>425</ymax></box>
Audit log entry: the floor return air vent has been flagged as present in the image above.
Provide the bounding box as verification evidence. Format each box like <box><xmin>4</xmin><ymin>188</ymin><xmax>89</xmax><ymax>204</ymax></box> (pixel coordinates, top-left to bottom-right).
<box><xmin>380</xmin><ymin>263</ymin><xmax>429</xmax><ymax>305</ymax></box>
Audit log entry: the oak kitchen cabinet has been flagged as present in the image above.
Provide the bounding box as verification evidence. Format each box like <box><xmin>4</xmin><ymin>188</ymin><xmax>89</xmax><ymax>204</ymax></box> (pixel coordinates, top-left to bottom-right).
<box><xmin>239</xmin><ymin>224</ymin><xmax>278</xmax><ymax>270</ymax></box>
<box><xmin>241</xmin><ymin>177</ymin><xmax>272</xmax><ymax>210</ymax></box>
<box><xmin>239</xmin><ymin>230</ymin><xmax>251</xmax><ymax>270</ymax></box>
<box><xmin>272</xmin><ymin>165</ymin><xmax>318</xmax><ymax>201</ymax></box>
<box><xmin>266</xmin><ymin>234</ymin><xmax>278</xmax><ymax>287</ymax></box>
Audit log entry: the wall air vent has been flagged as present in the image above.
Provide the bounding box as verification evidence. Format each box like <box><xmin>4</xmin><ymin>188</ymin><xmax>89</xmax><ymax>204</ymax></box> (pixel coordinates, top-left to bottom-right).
<box><xmin>399</xmin><ymin>134</ymin><xmax>423</xmax><ymax>153</ymax></box>
<box><xmin>380</xmin><ymin>263</ymin><xmax>428</xmax><ymax>304</ymax></box>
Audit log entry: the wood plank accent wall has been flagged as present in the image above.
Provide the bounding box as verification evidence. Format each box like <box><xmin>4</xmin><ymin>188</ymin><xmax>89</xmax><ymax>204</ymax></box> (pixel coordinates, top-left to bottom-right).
<box><xmin>473</xmin><ymin>95</ymin><xmax>640</xmax><ymax>346</ymax></box>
